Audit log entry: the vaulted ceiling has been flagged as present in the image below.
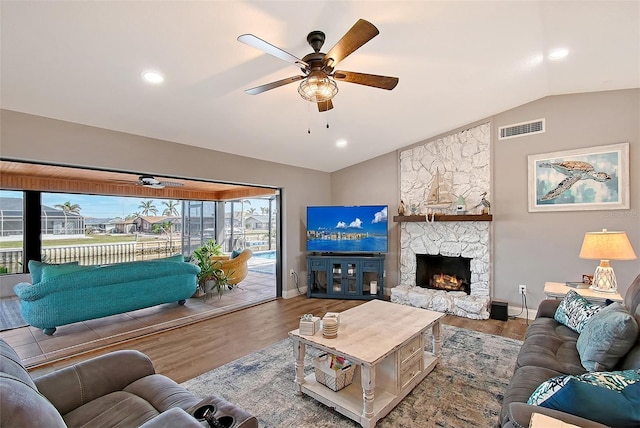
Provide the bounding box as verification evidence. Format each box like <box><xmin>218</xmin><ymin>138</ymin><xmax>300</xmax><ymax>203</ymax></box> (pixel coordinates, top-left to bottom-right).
<box><xmin>1</xmin><ymin>1</ymin><xmax>638</xmax><ymax>173</ymax></box>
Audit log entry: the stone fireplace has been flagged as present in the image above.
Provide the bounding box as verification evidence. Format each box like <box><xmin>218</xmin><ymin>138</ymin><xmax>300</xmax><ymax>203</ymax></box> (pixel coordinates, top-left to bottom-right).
<box><xmin>390</xmin><ymin>122</ymin><xmax>491</xmax><ymax>319</ymax></box>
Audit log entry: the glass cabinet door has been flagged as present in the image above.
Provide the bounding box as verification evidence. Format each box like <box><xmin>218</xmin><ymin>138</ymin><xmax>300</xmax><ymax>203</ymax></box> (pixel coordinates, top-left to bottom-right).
<box><xmin>345</xmin><ymin>263</ymin><xmax>358</xmax><ymax>294</ymax></box>
<box><xmin>331</xmin><ymin>263</ymin><xmax>343</xmax><ymax>293</ymax></box>
<box><xmin>330</xmin><ymin>261</ymin><xmax>359</xmax><ymax>295</ymax></box>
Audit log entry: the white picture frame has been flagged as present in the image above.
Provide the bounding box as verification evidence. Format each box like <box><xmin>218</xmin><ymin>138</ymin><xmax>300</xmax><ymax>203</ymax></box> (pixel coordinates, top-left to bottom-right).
<box><xmin>528</xmin><ymin>142</ymin><xmax>629</xmax><ymax>212</ymax></box>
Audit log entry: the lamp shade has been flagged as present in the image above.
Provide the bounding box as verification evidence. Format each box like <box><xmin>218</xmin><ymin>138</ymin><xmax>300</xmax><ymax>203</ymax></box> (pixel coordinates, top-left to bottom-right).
<box><xmin>579</xmin><ymin>229</ymin><xmax>637</xmax><ymax>261</ymax></box>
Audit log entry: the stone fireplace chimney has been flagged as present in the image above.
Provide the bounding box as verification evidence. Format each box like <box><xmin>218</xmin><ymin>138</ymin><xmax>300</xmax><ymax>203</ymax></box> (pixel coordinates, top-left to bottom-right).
<box><xmin>391</xmin><ymin>122</ymin><xmax>491</xmax><ymax>319</ymax></box>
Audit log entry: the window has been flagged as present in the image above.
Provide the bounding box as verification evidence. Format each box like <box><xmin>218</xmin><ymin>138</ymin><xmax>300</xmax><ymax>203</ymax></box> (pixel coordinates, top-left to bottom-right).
<box><xmin>223</xmin><ymin>197</ymin><xmax>277</xmax><ymax>252</ymax></box>
<box><xmin>0</xmin><ymin>192</ymin><xmax>220</xmax><ymax>270</ymax></box>
<box><xmin>0</xmin><ymin>191</ymin><xmax>280</xmax><ymax>276</ymax></box>
<box><xmin>0</xmin><ymin>190</ymin><xmax>25</xmax><ymax>274</ymax></box>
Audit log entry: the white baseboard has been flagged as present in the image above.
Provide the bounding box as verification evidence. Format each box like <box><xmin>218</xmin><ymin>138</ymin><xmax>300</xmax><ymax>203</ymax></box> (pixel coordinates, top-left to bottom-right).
<box><xmin>283</xmin><ymin>286</ymin><xmax>307</xmax><ymax>299</ymax></box>
<box><xmin>508</xmin><ymin>305</ymin><xmax>537</xmax><ymax>320</ymax></box>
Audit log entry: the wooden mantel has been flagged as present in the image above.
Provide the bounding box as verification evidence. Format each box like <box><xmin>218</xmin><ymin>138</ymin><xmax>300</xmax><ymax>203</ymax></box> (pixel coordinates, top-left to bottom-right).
<box><xmin>393</xmin><ymin>214</ymin><xmax>493</xmax><ymax>222</ymax></box>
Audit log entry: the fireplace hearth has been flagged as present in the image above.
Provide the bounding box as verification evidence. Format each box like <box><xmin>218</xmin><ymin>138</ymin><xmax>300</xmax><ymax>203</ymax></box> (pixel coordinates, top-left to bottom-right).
<box><xmin>416</xmin><ymin>254</ymin><xmax>471</xmax><ymax>294</ymax></box>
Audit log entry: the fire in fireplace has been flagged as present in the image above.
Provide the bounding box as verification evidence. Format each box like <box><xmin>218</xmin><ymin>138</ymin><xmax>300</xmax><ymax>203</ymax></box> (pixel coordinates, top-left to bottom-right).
<box><xmin>416</xmin><ymin>254</ymin><xmax>472</xmax><ymax>294</ymax></box>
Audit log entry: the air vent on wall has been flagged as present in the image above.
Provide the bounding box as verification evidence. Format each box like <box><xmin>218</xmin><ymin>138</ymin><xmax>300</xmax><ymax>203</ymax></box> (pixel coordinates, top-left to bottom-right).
<box><xmin>498</xmin><ymin>118</ymin><xmax>545</xmax><ymax>140</ymax></box>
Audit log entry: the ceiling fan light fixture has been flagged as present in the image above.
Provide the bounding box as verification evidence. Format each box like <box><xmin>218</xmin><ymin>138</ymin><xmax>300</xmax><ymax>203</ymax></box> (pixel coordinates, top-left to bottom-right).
<box><xmin>298</xmin><ymin>71</ymin><xmax>338</xmax><ymax>103</ymax></box>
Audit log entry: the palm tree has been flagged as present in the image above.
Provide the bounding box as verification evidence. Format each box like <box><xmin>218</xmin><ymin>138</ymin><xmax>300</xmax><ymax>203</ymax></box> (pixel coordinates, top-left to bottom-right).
<box><xmin>161</xmin><ymin>200</ymin><xmax>179</xmax><ymax>216</ymax></box>
<box><xmin>138</xmin><ymin>200</ymin><xmax>158</xmax><ymax>216</ymax></box>
<box><xmin>246</xmin><ymin>207</ymin><xmax>257</xmax><ymax>215</ymax></box>
<box><xmin>54</xmin><ymin>201</ymin><xmax>81</xmax><ymax>234</ymax></box>
<box><xmin>54</xmin><ymin>201</ymin><xmax>81</xmax><ymax>214</ymax></box>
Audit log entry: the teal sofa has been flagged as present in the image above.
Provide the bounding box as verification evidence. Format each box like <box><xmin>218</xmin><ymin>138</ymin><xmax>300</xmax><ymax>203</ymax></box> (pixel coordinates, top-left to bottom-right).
<box><xmin>14</xmin><ymin>258</ymin><xmax>199</xmax><ymax>335</ymax></box>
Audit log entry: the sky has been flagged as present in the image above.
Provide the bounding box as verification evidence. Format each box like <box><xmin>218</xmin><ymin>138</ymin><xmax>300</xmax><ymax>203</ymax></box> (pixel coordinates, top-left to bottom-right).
<box><xmin>1</xmin><ymin>190</ymin><xmax>271</xmax><ymax>218</ymax></box>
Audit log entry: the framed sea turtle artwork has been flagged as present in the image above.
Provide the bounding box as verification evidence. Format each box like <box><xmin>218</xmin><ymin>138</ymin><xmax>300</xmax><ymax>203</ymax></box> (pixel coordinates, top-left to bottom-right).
<box><xmin>528</xmin><ymin>142</ymin><xmax>629</xmax><ymax>212</ymax></box>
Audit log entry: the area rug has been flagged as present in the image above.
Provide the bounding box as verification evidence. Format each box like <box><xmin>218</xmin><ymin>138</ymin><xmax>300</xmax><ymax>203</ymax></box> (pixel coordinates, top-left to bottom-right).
<box><xmin>182</xmin><ymin>325</ymin><xmax>522</xmax><ymax>427</ymax></box>
<box><xmin>0</xmin><ymin>298</ymin><xmax>28</xmax><ymax>331</ymax></box>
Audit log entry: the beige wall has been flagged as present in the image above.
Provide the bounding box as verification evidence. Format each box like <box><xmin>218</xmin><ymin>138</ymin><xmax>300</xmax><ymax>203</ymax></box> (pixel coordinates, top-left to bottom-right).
<box><xmin>0</xmin><ymin>109</ymin><xmax>332</xmax><ymax>297</ymax></box>
<box><xmin>493</xmin><ymin>89</ymin><xmax>639</xmax><ymax>307</ymax></box>
<box><xmin>330</xmin><ymin>151</ymin><xmax>400</xmax><ymax>290</ymax></box>
<box><xmin>331</xmin><ymin>89</ymin><xmax>639</xmax><ymax>309</ymax></box>
<box><xmin>2</xmin><ymin>89</ymin><xmax>638</xmax><ymax>306</ymax></box>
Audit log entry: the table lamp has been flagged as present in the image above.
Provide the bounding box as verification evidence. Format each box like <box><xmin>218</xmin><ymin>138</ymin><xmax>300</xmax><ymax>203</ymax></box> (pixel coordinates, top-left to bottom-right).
<box><xmin>579</xmin><ymin>229</ymin><xmax>637</xmax><ymax>293</ymax></box>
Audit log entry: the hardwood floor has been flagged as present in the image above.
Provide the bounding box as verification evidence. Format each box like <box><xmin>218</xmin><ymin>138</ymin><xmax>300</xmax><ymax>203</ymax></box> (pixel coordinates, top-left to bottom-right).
<box><xmin>28</xmin><ymin>296</ymin><xmax>528</xmax><ymax>383</ymax></box>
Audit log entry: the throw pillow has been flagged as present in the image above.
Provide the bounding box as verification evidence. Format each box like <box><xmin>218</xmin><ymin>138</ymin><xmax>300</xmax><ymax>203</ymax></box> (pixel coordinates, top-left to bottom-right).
<box><xmin>28</xmin><ymin>260</ymin><xmax>78</xmax><ymax>283</ymax></box>
<box><xmin>577</xmin><ymin>302</ymin><xmax>639</xmax><ymax>371</ymax></box>
<box><xmin>553</xmin><ymin>289</ymin><xmax>601</xmax><ymax>333</ymax></box>
<box><xmin>528</xmin><ymin>369</ymin><xmax>640</xmax><ymax>427</ymax></box>
<box><xmin>40</xmin><ymin>264</ymin><xmax>97</xmax><ymax>281</ymax></box>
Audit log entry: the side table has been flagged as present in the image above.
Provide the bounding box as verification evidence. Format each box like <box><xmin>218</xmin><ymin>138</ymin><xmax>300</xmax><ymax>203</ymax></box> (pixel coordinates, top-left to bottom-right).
<box><xmin>544</xmin><ymin>282</ymin><xmax>623</xmax><ymax>305</ymax></box>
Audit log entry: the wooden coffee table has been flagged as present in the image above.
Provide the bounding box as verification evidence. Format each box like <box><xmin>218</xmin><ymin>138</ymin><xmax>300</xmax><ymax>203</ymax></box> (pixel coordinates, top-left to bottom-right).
<box><xmin>289</xmin><ymin>300</ymin><xmax>445</xmax><ymax>428</ymax></box>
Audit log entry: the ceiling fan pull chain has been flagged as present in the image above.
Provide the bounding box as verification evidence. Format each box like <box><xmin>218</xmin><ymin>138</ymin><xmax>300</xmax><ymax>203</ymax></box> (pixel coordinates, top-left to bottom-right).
<box><xmin>326</xmin><ymin>102</ymin><xmax>330</xmax><ymax>128</ymax></box>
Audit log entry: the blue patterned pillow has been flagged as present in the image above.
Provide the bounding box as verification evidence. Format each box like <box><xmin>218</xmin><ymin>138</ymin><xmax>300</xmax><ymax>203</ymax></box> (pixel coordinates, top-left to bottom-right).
<box><xmin>577</xmin><ymin>302</ymin><xmax>639</xmax><ymax>371</ymax></box>
<box><xmin>553</xmin><ymin>290</ymin><xmax>601</xmax><ymax>333</ymax></box>
<box><xmin>528</xmin><ymin>370</ymin><xmax>640</xmax><ymax>427</ymax></box>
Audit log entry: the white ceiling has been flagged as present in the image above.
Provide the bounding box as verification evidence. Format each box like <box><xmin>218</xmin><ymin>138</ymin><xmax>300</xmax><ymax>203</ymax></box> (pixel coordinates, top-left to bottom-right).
<box><xmin>1</xmin><ymin>1</ymin><xmax>638</xmax><ymax>173</ymax></box>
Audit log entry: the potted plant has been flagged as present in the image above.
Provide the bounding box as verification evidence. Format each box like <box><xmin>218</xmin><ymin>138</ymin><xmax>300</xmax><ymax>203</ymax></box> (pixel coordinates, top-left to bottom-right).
<box><xmin>191</xmin><ymin>240</ymin><xmax>233</xmax><ymax>299</ymax></box>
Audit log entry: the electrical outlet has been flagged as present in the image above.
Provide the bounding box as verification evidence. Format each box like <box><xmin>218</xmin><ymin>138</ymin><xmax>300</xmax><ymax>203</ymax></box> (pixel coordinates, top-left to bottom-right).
<box><xmin>519</xmin><ymin>284</ymin><xmax>527</xmax><ymax>295</ymax></box>
<box><xmin>289</xmin><ymin>269</ymin><xmax>295</xmax><ymax>277</ymax></box>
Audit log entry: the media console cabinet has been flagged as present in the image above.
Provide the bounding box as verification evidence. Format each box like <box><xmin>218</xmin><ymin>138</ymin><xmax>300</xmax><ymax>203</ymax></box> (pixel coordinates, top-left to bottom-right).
<box><xmin>307</xmin><ymin>254</ymin><xmax>384</xmax><ymax>300</ymax></box>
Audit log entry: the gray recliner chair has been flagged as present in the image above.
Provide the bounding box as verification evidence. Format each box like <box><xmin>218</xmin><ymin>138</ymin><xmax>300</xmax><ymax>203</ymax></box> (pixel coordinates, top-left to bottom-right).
<box><xmin>0</xmin><ymin>339</ymin><xmax>258</xmax><ymax>428</ymax></box>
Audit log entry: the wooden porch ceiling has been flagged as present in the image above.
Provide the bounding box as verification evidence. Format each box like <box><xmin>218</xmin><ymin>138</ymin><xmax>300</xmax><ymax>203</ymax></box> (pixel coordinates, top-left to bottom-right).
<box><xmin>0</xmin><ymin>160</ymin><xmax>275</xmax><ymax>201</ymax></box>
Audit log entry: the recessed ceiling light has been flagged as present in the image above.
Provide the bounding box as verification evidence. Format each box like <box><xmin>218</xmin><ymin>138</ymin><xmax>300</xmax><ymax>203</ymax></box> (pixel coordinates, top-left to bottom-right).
<box><xmin>548</xmin><ymin>48</ymin><xmax>569</xmax><ymax>60</ymax></box>
<box><xmin>142</xmin><ymin>71</ymin><xmax>164</xmax><ymax>84</ymax></box>
<box><xmin>336</xmin><ymin>139</ymin><xmax>347</xmax><ymax>148</ymax></box>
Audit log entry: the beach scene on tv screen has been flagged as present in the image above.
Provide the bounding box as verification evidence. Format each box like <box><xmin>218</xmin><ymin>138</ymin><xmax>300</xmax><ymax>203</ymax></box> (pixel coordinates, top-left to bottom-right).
<box><xmin>306</xmin><ymin>205</ymin><xmax>388</xmax><ymax>252</ymax></box>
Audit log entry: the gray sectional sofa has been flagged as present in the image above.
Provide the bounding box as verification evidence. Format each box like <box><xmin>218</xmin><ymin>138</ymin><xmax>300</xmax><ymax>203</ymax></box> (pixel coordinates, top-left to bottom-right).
<box><xmin>0</xmin><ymin>338</ymin><xmax>258</xmax><ymax>428</ymax></box>
<box><xmin>500</xmin><ymin>273</ymin><xmax>640</xmax><ymax>427</ymax></box>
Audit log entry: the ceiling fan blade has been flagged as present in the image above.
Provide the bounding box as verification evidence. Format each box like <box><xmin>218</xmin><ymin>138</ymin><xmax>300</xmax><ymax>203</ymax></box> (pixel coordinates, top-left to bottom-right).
<box><xmin>333</xmin><ymin>70</ymin><xmax>399</xmax><ymax>90</ymax></box>
<box><xmin>245</xmin><ymin>75</ymin><xmax>304</xmax><ymax>95</ymax></box>
<box><xmin>317</xmin><ymin>99</ymin><xmax>334</xmax><ymax>112</ymax></box>
<box><xmin>238</xmin><ymin>34</ymin><xmax>309</xmax><ymax>70</ymax></box>
<box><xmin>322</xmin><ymin>19</ymin><xmax>379</xmax><ymax>71</ymax></box>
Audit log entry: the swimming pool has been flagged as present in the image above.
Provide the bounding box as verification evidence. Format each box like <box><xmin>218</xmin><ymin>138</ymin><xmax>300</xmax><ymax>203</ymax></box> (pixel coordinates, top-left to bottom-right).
<box><xmin>253</xmin><ymin>250</ymin><xmax>276</xmax><ymax>260</ymax></box>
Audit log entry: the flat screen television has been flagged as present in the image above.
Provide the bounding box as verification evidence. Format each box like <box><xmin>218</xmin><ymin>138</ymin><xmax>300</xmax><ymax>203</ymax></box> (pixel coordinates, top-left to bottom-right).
<box><xmin>306</xmin><ymin>205</ymin><xmax>388</xmax><ymax>253</ymax></box>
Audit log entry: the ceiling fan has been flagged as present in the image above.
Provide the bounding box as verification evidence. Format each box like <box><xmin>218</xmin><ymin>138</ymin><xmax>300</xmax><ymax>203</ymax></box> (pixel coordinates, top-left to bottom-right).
<box><xmin>112</xmin><ymin>175</ymin><xmax>184</xmax><ymax>189</ymax></box>
<box><xmin>238</xmin><ymin>19</ymin><xmax>399</xmax><ymax>112</ymax></box>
